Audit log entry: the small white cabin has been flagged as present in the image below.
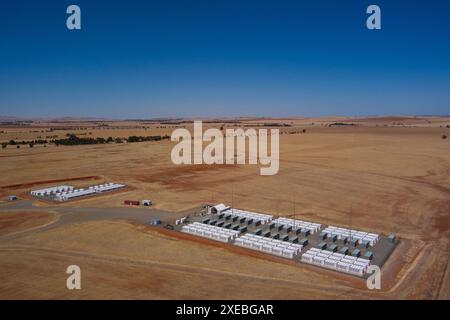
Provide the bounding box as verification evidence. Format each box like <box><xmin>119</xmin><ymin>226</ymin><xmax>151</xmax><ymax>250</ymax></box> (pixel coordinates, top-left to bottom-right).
<box><xmin>142</xmin><ymin>200</ymin><xmax>152</xmax><ymax>206</ymax></box>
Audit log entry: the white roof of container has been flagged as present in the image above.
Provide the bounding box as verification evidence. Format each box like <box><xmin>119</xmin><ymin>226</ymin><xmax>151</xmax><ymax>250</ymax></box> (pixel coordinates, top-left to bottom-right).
<box><xmin>31</xmin><ymin>185</ymin><xmax>73</xmax><ymax>194</ymax></box>
<box><xmin>213</xmin><ymin>203</ymin><xmax>230</xmax><ymax>213</ymax></box>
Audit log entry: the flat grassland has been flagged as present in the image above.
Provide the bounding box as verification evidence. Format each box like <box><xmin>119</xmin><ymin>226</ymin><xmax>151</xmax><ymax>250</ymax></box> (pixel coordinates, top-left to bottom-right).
<box><xmin>0</xmin><ymin>116</ymin><xmax>449</xmax><ymax>299</ymax></box>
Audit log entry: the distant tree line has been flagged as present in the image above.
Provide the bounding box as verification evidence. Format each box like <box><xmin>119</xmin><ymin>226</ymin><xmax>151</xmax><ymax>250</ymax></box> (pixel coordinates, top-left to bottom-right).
<box><xmin>2</xmin><ymin>134</ymin><xmax>171</xmax><ymax>149</ymax></box>
<box><xmin>52</xmin><ymin>134</ymin><xmax>108</xmax><ymax>146</ymax></box>
<box><xmin>4</xmin><ymin>139</ymin><xmax>48</xmax><ymax>146</ymax></box>
<box><xmin>262</xmin><ymin>123</ymin><xmax>292</xmax><ymax>127</ymax></box>
<box><xmin>328</xmin><ymin>123</ymin><xmax>356</xmax><ymax>127</ymax></box>
<box><xmin>241</xmin><ymin>123</ymin><xmax>292</xmax><ymax>127</ymax></box>
<box><xmin>50</xmin><ymin>134</ymin><xmax>170</xmax><ymax>146</ymax></box>
<box><xmin>126</xmin><ymin>135</ymin><xmax>170</xmax><ymax>143</ymax></box>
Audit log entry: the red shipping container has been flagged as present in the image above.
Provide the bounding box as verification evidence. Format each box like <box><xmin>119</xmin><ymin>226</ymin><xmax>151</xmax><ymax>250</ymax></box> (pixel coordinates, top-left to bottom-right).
<box><xmin>124</xmin><ymin>200</ymin><xmax>140</xmax><ymax>206</ymax></box>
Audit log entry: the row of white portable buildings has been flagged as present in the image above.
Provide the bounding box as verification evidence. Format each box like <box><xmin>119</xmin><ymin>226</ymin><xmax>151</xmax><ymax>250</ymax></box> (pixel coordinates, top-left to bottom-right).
<box><xmin>89</xmin><ymin>183</ymin><xmax>126</xmax><ymax>193</ymax></box>
<box><xmin>301</xmin><ymin>248</ymin><xmax>371</xmax><ymax>276</ymax></box>
<box><xmin>234</xmin><ymin>234</ymin><xmax>302</xmax><ymax>259</ymax></box>
<box><xmin>181</xmin><ymin>222</ymin><xmax>240</xmax><ymax>243</ymax></box>
<box><xmin>46</xmin><ymin>183</ymin><xmax>126</xmax><ymax>201</ymax></box>
<box><xmin>55</xmin><ymin>188</ymin><xmax>96</xmax><ymax>201</ymax></box>
<box><xmin>30</xmin><ymin>185</ymin><xmax>74</xmax><ymax>196</ymax></box>
<box><xmin>272</xmin><ymin>217</ymin><xmax>322</xmax><ymax>234</ymax></box>
<box><xmin>322</xmin><ymin>226</ymin><xmax>379</xmax><ymax>246</ymax></box>
<box><xmin>221</xmin><ymin>208</ymin><xmax>273</xmax><ymax>224</ymax></box>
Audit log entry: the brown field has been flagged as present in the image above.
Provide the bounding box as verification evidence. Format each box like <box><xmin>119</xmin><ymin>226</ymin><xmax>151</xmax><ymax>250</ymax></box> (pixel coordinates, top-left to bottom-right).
<box><xmin>0</xmin><ymin>116</ymin><xmax>449</xmax><ymax>299</ymax></box>
<box><xmin>0</xmin><ymin>211</ymin><xmax>58</xmax><ymax>236</ymax></box>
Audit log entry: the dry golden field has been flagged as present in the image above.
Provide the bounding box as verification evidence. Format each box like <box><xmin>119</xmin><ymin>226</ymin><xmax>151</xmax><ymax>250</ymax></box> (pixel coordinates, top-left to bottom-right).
<box><xmin>0</xmin><ymin>116</ymin><xmax>449</xmax><ymax>299</ymax></box>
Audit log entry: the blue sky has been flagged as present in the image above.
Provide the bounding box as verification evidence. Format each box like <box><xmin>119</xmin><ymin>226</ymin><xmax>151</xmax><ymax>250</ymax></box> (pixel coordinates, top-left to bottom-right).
<box><xmin>0</xmin><ymin>0</ymin><xmax>449</xmax><ymax>118</ymax></box>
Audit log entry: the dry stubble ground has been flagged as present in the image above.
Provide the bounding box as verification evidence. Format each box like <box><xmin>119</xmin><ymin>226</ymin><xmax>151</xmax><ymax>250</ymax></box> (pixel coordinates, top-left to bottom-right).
<box><xmin>0</xmin><ymin>118</ymin><xmax>449</xmax><ymax>299</ymax></box>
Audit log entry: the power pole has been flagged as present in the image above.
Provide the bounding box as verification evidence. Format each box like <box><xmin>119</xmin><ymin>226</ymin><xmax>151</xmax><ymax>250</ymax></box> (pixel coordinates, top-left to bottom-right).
<box><xmin>231</xmin><ymin>184</ymin><xmax>234</xmax><ymax>214</ymax></box>
<box><xmin>276</xmin><ymin>200</ymin><xmax>279</xmax><ymax>218</ymax></box>
<box><xmin>349</xmin><ymin>207</ymin><xmax>353</xmax><ymax>241</ymax></box>
<box><xmin>292</xmin><ymin>193</ymin><xmax>297</xmax><ymax>230</ymax></box>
